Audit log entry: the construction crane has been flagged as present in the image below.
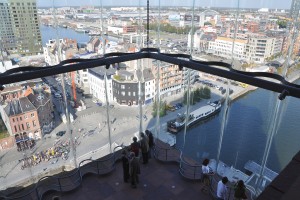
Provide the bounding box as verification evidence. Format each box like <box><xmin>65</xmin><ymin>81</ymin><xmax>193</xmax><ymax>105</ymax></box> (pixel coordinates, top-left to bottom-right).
<box><xmin>71</xmin><ymin>71</ymin><xmax>77</xmax><ymax>107</ymax></box>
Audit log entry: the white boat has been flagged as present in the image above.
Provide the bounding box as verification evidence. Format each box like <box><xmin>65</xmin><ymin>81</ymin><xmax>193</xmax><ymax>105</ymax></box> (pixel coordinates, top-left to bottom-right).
<box><xmin>88</xmin><ymin>30</ymin><xmax>101</xmax><ymax>36</ymax></box>
<box><xmin>167</xmin><ymin>100</ymin><xmax>222</xmax><ymax>134</ymax></box>
<box><xmin>75</xmin><ymin>28</ymin><xmax>89</xmax><ymax>33</ymax></box>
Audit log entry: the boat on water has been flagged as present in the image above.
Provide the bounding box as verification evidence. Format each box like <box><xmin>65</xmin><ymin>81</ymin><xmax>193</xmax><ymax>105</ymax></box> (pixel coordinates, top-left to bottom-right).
<box><xmin>167</xmin><ymin>100</ymin><xmax>222</xmax><ymax>134</ymax></box>
<box><xmin>88</xmin><ymin>30</ymin><xmax>101</xmax><ymax>36</ymax></box>
<box><xmin>75</xmin><ymin>28</ymin><xmax>89</xmax><ymax>33</ymax></box>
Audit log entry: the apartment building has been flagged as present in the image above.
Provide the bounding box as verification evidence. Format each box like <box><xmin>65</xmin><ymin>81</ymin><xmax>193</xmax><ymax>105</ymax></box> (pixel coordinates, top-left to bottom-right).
<box><xmin>208</xmin><ymin>37</ymin><xmax>247</xmax><ymax>60</ymax></box>
<box><xmin>0</xmin><ymin>97</ymin><xmax>41</xmax><ymax>139</ymax></box>
<box><xmin>0</xmin><ymin>0</ymin><xmax>15</xmax><ymax>52</ymax></box>
<box><xmin>0</xmin><ymin>84</ymin><xmax>53</xmax><ymax>139</ymax></box>
<box><xmin>208</xmin><ymin>35</ymin><xmax>283</xmax><ymax>63</ymax></box>
<box><xmin>27</xmin><ymin>92</ymin><xmax>53</xmax><ymax>134</ymax></box>
<box><xmin>152</xmin><ymin>61</ymin><xmax>183</xmax><ymax>98</ymax></box>
<box><xmin>43</xmin><ymin>38</ymin><xmax>78</xmax><ymax>66</ymax></box>
<box><xmin>0</xmin><ymin>0</ymin><xmax>42</xmax><ymax>55</ymax></box>
<box><xmin>88</xmin><ymin>66</ymin><xmax>116</xmax><ymax>103</ymax></box>
<box><xmin>112</xmin><ymin>68</ymin><xmax>155</xmax><ymax>106</ymax></box>
<box><xmin>246</xmin><ymin>34</ymin><xmax>283</xmax><ymax>63</ymax></box>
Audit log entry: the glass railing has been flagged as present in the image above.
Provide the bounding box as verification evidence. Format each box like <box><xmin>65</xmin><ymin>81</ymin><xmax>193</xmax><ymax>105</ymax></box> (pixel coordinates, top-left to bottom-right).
<box><xmin>1</xmin><ymin>0</ymin><xmax>300</xmax><ymax>199</ymax></box>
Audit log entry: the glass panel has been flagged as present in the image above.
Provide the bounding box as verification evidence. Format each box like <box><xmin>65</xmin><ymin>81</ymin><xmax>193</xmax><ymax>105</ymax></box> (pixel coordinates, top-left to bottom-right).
<box><xmin>1</xmin><ymin>0</ymin><xmax>300</xmax><ymax>199</ymax></box>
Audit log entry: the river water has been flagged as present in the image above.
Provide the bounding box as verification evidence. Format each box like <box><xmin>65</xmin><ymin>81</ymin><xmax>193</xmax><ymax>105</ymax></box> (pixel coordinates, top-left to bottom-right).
<box><xmin>40</xmin><ymin>25</ymin><xmax>300</xmax><ymax>173</ymax></box>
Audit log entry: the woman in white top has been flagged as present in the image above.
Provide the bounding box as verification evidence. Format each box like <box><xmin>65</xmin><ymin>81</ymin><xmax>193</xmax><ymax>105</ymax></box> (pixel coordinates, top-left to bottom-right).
<box><xmin>201</xmin><ymin>158</ymin><xmax>214</xmax><ymax>193</ymax></box>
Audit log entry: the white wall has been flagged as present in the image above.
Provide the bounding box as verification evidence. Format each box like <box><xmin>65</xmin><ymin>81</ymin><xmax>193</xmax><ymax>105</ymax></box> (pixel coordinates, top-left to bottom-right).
<box><xmin>88</xmin><ymin>73</ymin><xmax>113</xmax><ymax>103</ymax></box>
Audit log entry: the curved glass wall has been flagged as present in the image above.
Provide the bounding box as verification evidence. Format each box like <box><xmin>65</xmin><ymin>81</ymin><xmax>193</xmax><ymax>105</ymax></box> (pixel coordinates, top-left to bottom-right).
<box><xmin>0</xmin><ymin>0</ymin><xmax>300</xmax><ymax>199</ymax></box>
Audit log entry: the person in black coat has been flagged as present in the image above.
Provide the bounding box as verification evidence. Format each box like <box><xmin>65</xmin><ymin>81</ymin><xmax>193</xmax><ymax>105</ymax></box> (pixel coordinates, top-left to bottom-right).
<box><xmin>121</xmin><ymin>150</ymin><xmax>130</xmax><ymax>183</ymax></box>
<box><xmin>146</xmin><ymin>130</ymin><xmax>154</xmax><ymax>158</ymax></box>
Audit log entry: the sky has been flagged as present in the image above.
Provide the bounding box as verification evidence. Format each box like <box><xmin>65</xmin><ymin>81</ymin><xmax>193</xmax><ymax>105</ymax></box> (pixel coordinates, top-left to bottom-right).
<box><xmin>37</xmin><ymin>0</ymin><xmax>293</xmax><ymax>9</ymax></box>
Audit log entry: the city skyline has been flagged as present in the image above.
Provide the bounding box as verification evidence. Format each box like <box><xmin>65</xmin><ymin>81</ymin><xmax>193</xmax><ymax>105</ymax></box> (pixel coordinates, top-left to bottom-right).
<box><xmin>37</xmin><ymin>0</ymin><xmax>293</xmax><ymax>9</ymax></box>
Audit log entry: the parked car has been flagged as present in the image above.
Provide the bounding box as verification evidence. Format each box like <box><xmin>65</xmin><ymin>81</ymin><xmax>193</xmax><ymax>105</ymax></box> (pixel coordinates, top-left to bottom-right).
<box><xmin>54</xmin><ymin>93</ymin><xmax>62</xmax><ymax>98</ymax></box>
<box><xmin>56</xmin><ymin>131</ymin><xmax>66</xmax><ymax>137</ymax></box>
<box><xmin>175</xmin><ymin>103</ymin><xmax>183</xmax><ymax>108</ymax></box>
<box><xmin>96</xmin><ymin>102</ymin><xmax>102</xmax><ymax>106</ymax></box>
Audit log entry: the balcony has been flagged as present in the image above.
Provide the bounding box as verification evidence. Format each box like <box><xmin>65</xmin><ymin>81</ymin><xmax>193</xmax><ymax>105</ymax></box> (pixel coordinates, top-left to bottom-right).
<box><xmin>1</xmin><ymin>0</ymin><xmax>300</xmax><ymax>200</ymax></box>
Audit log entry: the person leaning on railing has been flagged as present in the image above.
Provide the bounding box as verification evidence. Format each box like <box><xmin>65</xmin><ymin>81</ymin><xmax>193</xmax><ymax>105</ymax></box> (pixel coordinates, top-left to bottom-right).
<box><xmin>201</xmin><ymin>158</ymin><xmax>215</xmax><ymax>193</ymax></box>
<box><xmin>217</xmin><ymin>177</ymin><xmax>229</xmax><ymax>200</ymax></box>
<box><xmin>233</xmin><ymin>180</ymin><xmax>248</xmax><ymax>200</ymax></box>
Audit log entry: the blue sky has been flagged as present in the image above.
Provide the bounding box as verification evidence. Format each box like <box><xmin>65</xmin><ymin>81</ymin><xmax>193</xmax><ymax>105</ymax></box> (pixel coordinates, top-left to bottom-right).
<box><xmin>37</xmin><ymin>0</ymin><xmax>293</xmax><ymax>9</ymax></box>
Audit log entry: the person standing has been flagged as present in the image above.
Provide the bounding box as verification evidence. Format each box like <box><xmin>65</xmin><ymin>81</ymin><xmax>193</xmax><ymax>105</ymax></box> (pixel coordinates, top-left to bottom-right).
<box><xmin>234</xmin><ymin>180</ymin><xmax>247</xmax><ymax>200</ymax></box>
<box><xmin>201</xmin><ymin>158</ymin><xmax>214</xmax><ymax>193</ymax></box>
<box><xmin>121</xmin><ymin>150</ymin><xmax>130</xmax><ymax>183</ymax></box>
<box><xmin>217</xmin><ymin>176</ymin><xmax>228</xmax><ymax>200</ymax></box>
<box><xmin>140</xmin><ymin>133</ymin><xmax>149</xmax><ymax>164</ymax></box>
<box><xmin>129</xmin><ymin>152</ymin><xmax>140</xmax><ymax>188</ymax></box>
<box><xmin>130</xmin><ymin>137</ymin><xmax>140</xmax><ymax>157</ymax></box>
<box><xmin>146</xmin><ymin>130</ymin><xmax>154</xmax><ymax>158</ymax></box>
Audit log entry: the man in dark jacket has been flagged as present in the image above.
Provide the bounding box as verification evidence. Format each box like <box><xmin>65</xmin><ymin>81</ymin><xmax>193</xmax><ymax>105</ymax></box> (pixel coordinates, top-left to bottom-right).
<box><xmin>140</xmin><ymin>133</ymin><xmax>149</xmax><ymax>164</ymax></box>
<box><xmin>121</xmin><ymin>150</ymin><xmax>130</xmax><ymax>183</ymax></box>
<box><xmin>146</xmin><ymin>130</ymin><xmax>154</xmax><ymax>158</ymax></box>
<box><xmin>130</xmin><ymin>137</ymin><xmax>140</xmax><ymax>157</ymax></box>
<box><xmin>129</xmin><ymin>152</ymin><xmax>140</xmax><ymax>188</ymax></box>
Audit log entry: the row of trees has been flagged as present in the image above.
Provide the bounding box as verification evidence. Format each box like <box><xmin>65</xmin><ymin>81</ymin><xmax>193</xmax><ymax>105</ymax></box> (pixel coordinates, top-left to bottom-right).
<box><xmin>146</xmin><ymin>23</ymin><xmax>191</xmax><ymax>34</ymax></box>
<box><xmin>183</xmin><ymin>87</ymin><xmax>211</xmax><ymax>105</ymax></box>
<box><xmin>152</xmin><ymin>100</ymin><xmax>167</xmax><ymax>117</ymax></box>
<box><xmin>151</xmin><ymin>86</ymin><xmax>211</xmax><ymax>117</ymax></box>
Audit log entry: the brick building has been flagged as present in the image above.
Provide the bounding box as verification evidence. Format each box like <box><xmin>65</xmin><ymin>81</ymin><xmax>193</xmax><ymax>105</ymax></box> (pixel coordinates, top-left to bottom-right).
<box><xmin>0</xmin><ymin>84</ymin><xmax>53</xmax><ymax>149</ymax></box>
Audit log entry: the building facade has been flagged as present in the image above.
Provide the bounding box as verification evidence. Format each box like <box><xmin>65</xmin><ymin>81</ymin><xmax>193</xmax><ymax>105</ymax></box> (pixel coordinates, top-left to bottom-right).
<box><xmin>88</xmin><ymin>66</ymin><xmax>116</xmax><ymax>103</ymax></box>
<box><xmin>112</xmin><ymin>69</ymin><xmax>155</xmax><ymax>106</ymax></box>
<box><xmin>0</xmin><ymin>0</ymin><xmax>16</xmax><ymax>52</ymax></box>
<box><xmin>208</xmin><ymin>35</ymin><xmax>283</xmax><ymax>63</ymax></box>
<box><xmin>152</xmin><ymin>61</ymin><xmax>183</xmax><ymax>98</ymax></box>
<box><xmin>0</xmin><ymin>84</ymin><xmax>53</xmax><ymax>141</ymax></box>
<box><xmin>0</xmin><ymin>0</ymin><xmax>42</xmax><ymax>55</ymax></box>
<box><xmin>208</xmin><ymin>37</ymin><xmax>247</xmax><ymax>60</ymax></box>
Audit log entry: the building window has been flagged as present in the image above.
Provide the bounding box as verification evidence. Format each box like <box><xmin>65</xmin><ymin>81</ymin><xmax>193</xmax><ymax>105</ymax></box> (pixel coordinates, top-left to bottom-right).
<box><xmin>133</xmin><ymin>92</ymin><xmax>136</xmax><ymax>96</ymax></box>
<box><xmin>26</xmin><ymin>122</ymin><xmax>30</xmax><ymax>129</ymax></box>
<box><xmin>20</xmin><ymin>116</ymin><xmax>22</xmax><ymax>121</ymax></box>
<box><xmin>128</xmin><ymin>92</ymin><xmax>131</xmax><ymax>96</ymax></box>
<box><xmin>24</xmin><ymin>115</ymin><xmax>28</xmax><ymax>119</ymax></box>
<box><xmin>21</xmin><ymin>124</ymin><xmax>24</xmax><ymax>130</ymax></box>
<box><xmin>121</xmin><ymin>91</ymin><xmax>125</xmax><ymax>96</ymax></box>
<box><xmin>31</xmin><ymin>113</ymin><xmax>34</xmax><ymax>117</ymax></box>
<box><xmin>12</xmin><ymin>118</ymin><xmax>15</xmax><ymax>122</ymax></box>
<box><xmin>121</xmin><ymin>85</ymin><xmax>125</xmax><ymax>89</ymax></box>
<box><xmin>14</xmin><ymin>126</ymin><xmax>17</xmax><ymax>132</ymax></box>
<box><xmin>33</xmin><ymin>120</ymin><xmax>36</xmax><ymax>127</ymax></box>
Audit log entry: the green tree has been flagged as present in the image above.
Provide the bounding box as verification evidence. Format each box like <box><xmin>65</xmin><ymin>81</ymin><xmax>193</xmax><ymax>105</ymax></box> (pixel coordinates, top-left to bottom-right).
<box><xmin>194</xmin><ymin>88</ymin><xmax>202</xmax><ymax>102</ymax></box>
<box><xmin>204</xmin><ymin>22</ymin><xmax>212</xmax><ymax>26</ymax></box>
<box><xmin>277</xmin><ymin>20</ymin><xmax>287</xmax><ymax>29</ymax></box>
<box><xmin>152</xmin><ymin>100</ymin><xmax>167</xmax><ymax>117</ymax></box>
<box><xmin>199</xmin><ymin>87</ymin><xmax>211</xmax><ymax>99</ymax></box>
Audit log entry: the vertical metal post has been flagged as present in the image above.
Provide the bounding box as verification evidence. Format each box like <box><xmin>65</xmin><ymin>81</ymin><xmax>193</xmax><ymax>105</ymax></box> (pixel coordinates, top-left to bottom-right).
<box><xmin>147</xmin><ymin>0</ymin><xmax>149</xmax><ymax>47</ymax></box>
<box><xmin>154</xmin><ymin>0</ymin><xmax>161</xmax><ymax>145</ymax></box>
<box><xmin>104</xmin><ymin>71</ymin><xmax>112</xmax><ymax>153</ymax></box>
<box><xmin>58</xmin><ymin>178</ymin><xmax>62</xmax><ymax>191</ymax></box>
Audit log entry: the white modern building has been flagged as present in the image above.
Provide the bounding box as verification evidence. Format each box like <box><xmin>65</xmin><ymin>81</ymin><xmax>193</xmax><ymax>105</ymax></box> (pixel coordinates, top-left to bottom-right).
<box><xmin>88</xmin><ymin>66</ymin><xmax>116</xmax><ymax>103</ymax></box>
<box><xmin>0</xmin><ymin>59</ymin><xmax>19</xmax><ymax>73</ymax></box>
<box><xmin>246</xmin><ymin>35</ymin><xmax>283</xmax><ymax>63</ymax></box>
<box><xmin>208</xmin><ymin>37</ymin><xmax>247</xmax><ymax>60</ymax></box>
<box><xmin>208</xmin><ymin>35</ymin><xmax>283</xmax><ymax>63</ymax></box>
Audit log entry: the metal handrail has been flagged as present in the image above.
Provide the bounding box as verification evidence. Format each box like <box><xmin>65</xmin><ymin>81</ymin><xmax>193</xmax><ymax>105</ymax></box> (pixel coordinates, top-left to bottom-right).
<box><xmin>1</xmin><ymin>48</ymin><xmax>300</xmax><ymax>99</ymax></box>
<box><xmin>153</xmin><ymin>143</ymin><xmax>180</xmax><ymax>162</ymax></box>
<box><xmin>0</xmin><ymin>150</ymin><xmax>119</xmax><ymax>200</ymax></box>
